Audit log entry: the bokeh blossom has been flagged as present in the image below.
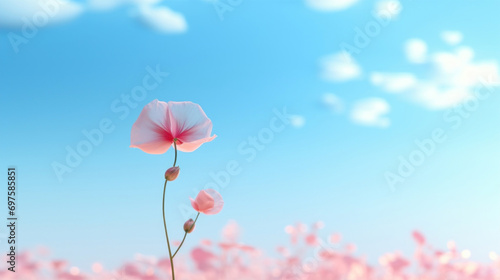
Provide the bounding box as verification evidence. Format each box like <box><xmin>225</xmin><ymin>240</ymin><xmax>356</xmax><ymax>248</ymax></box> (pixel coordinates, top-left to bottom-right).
<box><xmin>190</xmin><ymin>189</ymin><xmax>224</xmax><ymax>215</ymax></box>
<box><xmin>6</xmin><ymin>222</ymin><xmax>500</xmax><ymax>280</ymax></box>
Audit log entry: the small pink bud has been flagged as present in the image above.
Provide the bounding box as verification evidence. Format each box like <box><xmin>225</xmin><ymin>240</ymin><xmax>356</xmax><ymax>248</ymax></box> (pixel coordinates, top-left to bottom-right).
<box><xmin>183</xmin><ymin>219</ymin><xmax>195</xmax><ymax>233</ymax></box>
<box><xmin>165</xmin><ymin>166</ymin><xmax>180</xmax><ymax>181</ymax></box>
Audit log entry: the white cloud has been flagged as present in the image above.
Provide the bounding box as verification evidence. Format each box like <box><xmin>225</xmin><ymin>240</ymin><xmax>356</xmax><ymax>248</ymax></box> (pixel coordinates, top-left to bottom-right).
<box><xmin>87</xmin><ymin>0</ymin><xmax>123</xmax><ymax>10</ymax></box>
<box><xmin>137</xmin><ymin>5</ymin><xmax>187</xmax><ymax>33</ymax></box>
<box><xmin>87</xmin><ymin>0</ymin><xmax>123</xmax><ymax>11</ymax></box>
<box><xmin>133</xmin><ymin>0</ymin><xmax>163</xmax><ymax>4</ymax></box>
<box><xmin>88</xmin><ymin>0</ymin><xmax>187</xmax><ymax>34</ymax></box>
<box><xmin>441</xmin><ymin>31</ymin><xmax>463</xmax><ymax>46</ymax></box>
<box><xmin>289</xmin><ymin>115</ymin><xmax>306</xmax><ymax>128</ymax></box>
<box><xmin>414</xmin><ymin>47</ymin><xmax>499</xmax><ymax>109</ymax></box>
<box><xmin>321</xmin><ymin>93</ymin><xmax>344</xmax><ymax>113</ymax></box>
<box><xmin>411</xmin><ymin>83</ymin><xmax>472</xmax><ymax>109</ymax></box>
<box><xmin>88</xmin><ymin>0</ymin><xmax>162</xmax><ymax>11</ymax></box>
<box><xmin>0</xmin><ymin>0</ymin><xmax>187</xmax><ymax>35</ymax></box>
<box><xmin>370</xmin><ymin>72</ymin><xmax>418</xmax><ymax>93</ymax></box>
<box><xmin>405</xmin><ymin>39</ymin><xmax>428</xmax><ymax>64</ymax></box>
<box><xmin>432</xmin><ymin>47</ymin><xmax>474</xmax><ymax>79</ymax></box>
<box><xmin>372</xmin><ymin>38</ymin><xmax>500</xmax><ymax>110</ymax></box>
<box><xmin>350</xmin><ymin>98</ymin><xmax>390</xmax><ymax>128</ymax></box>
<box><xmin>306</xmin><ymin>0</ymin><xmax>359</xmax><ymax>11</ymax></box>
<box><xmin>374</xmin><ymin>0</ymin><xmax>402</xmax><ymax>19</ymax></box>
<box><xmin>321</xmin><ymin>52</ymin><xmax>362</xmax><ymax>82</ymax></box>
<box><xmin>0</xmin><ymin>0</ymin><xmax>83</xmax><ymax>28</ymax></box>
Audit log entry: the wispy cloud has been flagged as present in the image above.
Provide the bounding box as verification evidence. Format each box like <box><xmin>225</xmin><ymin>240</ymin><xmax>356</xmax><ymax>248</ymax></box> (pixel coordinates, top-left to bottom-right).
<box><xmin>87</xmin><ymin>0</ymin><xmax>124</xmax><ymax>11</ymax></box>
<box><xmin>87</xmin><ymin>0</ymin><xmax>161</xmax><ymax>11</ymax></box>
<box><xmin>321</xmin><ymin>52</ymin><xmax>362</xmax><ymax>82</ymax></box>
<box><xmin>374</xmin><ymin>0</ymin><xmax>402</xmax><ymax>19</ymax></box>
<box><xmin>350</xmin><ymin>98</ymin><xmax>391</xmax><ymax>128</ymax></box>
<box><xmin>321</xmin><ymin>93</ymin><xmax>344</xmax><ymax>113</ymax></box>
<box><xmin>305</xmin><ymin>0</ymin><xmax>359</xmax><ymax>11</ymax></box>
<box><xmin>371</xmin><ymin>34</ymin><xmax>499</xmax><ymax>109</ymax></box>
<box><xmin>0</xmin><ymin>0</ymin><xmax>83</xmax><ymax>28</ymax></box>
<box><xmin>0</xmin><ymin>0</ymin><xmax>187</xmax><ymax>34</ymax></box>
<box><xmin>136</xmin><ymin>5</ymin><xmax>187</xmax><ymax>33</ymax></box>
<box><xmin>405</xmin><ymin>39</ymin><xmax>428</xmax><ymax>64</ymax></box>
<box><xmin>289</xmin><ymin>115</ymin><xmax>306</xmax><ymax>128</ymax></box>
<box><xmin>370</xmin><ymin>72</ymin><xmax>418</xmax><ymax>93</ymax></box>
<box><xmin>441</xmin><ymin>31</ymin><xmax>463</xmax><ymax>46</ymax></box>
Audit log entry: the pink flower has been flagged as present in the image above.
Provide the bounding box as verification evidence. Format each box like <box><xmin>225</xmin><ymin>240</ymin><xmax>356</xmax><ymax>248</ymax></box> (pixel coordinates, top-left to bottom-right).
<box><xmin>190</xmin><ymin>189</ymin><xmax>224</xmax><ymax>215</ymax></box>
<box><xmin>305</xmin><ymin>233</ymin><xmax>318</xmax><ymax>246</ymax></box>
<box><xmin>130</xmin><ymin>100</ymin><xmax>216</xmax><ymax>154</ymax></box>
<box><xmin>412</xmin><ymin>230</ymin><xmax>426</xmax><ymax>246</ymax></box>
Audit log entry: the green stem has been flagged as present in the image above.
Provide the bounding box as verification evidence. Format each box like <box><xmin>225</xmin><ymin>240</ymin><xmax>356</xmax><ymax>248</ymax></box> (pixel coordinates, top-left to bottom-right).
<box><xmin>162</xmin><ymin>180</ymin><xmax>175</xmax><ymax>280</ymax></box>
<box><xmin>173</xmin><ymin>140</ymin><xmax>178</xmax><ymax>167</ymax></box>
<box><xmin>162</xmin><ymin>140</ymin><xmax>179</xmax><ymax>279</ymax></box>
<box><xmin>172</xmin><ymin>212</ymin><xmax>200</xmax><ymax>259</ymax></box>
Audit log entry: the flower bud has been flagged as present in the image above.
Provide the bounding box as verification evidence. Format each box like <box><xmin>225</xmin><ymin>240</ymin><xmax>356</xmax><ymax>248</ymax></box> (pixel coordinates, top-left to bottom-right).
<box><xmin>165</xmin><ymin>166</ymin><xmax>180</xmax><ymax>181</ymax></box>
<box><xmin>183</xmin><ymin>219</ymin><xmax>195</xmax><ymax>233</ymax></box>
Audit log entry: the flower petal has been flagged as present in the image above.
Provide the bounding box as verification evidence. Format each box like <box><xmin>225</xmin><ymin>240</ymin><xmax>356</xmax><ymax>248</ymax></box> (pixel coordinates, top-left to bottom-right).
<box><xmin>194</xmin><ymin>190</ymin><xmax>215</xmax><ymax>213</ymax></box>
<box><xmin>177</xmin><ymin>135</ymin><xmax>217</xmax><ymax>152</ymax></box>
<box><xmin>167</xmin><ymin>101</ymin><xmax>215</xmax><ymax>143</ymax></box>
<box><xmin>130</xmin><ymin>100</ymin><xmax>174</xmax><ymax>154</ymax></box>
<box><xmin>203</xmin><ymin>189</ymin><xmax>224</xmax><ymax>215</ymax></box>
<box><xmin>190</xmin><ymin>198</ymin><xmax>199</xmax><ymax>212</ymax></box>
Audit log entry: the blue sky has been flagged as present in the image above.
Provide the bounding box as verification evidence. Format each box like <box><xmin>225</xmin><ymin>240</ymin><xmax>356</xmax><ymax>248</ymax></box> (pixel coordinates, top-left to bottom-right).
<box><xmin>1</xmin><ymin>0</ymin><xmax>500</xmax><ymax>271</ymax></box>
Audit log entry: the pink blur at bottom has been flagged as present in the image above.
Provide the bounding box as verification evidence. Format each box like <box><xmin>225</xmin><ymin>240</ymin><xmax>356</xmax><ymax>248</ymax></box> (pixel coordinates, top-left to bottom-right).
<box><xmin>1</xmin><ymin>221</ymin><xmax>498</xmax><ymax>280</ymax></box>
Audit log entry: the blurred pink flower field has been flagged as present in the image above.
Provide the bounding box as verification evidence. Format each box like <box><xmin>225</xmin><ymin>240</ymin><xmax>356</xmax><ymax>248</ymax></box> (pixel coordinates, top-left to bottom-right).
<box><xmin>3</xmin><ymin>221</ymin><xmax>499</xmax><ymax>280</ymax></box>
